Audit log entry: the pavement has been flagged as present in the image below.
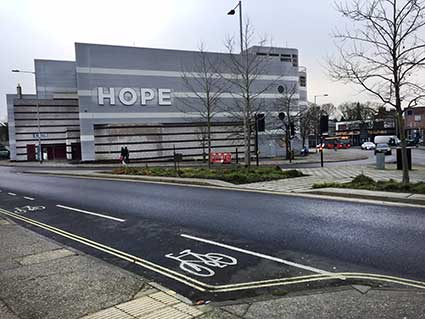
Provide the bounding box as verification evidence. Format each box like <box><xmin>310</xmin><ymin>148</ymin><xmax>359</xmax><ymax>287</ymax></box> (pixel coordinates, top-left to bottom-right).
<box><xmin>0</xmin><ymin>147</ymin><xmax>369</xmax><ymax>169</ymax></box>
<box><xmin>242</xmin><ymin>164</ymin><xmax>425</xmax><ymax>193</ymax></box>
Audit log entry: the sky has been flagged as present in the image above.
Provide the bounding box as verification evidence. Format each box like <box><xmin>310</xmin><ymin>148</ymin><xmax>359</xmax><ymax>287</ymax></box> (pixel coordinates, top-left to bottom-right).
<box><xmin>0</xmin><ymin>0</ymin><xmax>389</xmax><ymax>122</ymax></box>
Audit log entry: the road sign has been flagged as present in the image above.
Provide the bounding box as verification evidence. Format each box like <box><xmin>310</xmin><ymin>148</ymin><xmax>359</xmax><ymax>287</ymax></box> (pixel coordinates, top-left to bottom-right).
<box><xmin>33</xmin><ymin>133</ymin><xmax>48</xmax><ymax>138</ymax></box>
<box><xmin>210</xmin><ymin>152</ymin><xmax>232</xmax><ymax>164</ymax></box>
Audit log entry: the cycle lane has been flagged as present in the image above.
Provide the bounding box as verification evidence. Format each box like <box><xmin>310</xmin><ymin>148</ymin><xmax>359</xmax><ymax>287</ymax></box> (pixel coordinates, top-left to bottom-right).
<box><xmin>0</xmin><ymin>188</ymin><xmax>339</xmax><ymax>301</ymax></box>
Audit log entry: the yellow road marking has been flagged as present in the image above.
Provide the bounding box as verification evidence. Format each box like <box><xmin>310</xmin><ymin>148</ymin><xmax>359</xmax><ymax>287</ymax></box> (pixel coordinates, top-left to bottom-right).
<box><xmin>1</xmin><ymin>206</ymin><xmax>425</xmax><ymax>293</ymax></box>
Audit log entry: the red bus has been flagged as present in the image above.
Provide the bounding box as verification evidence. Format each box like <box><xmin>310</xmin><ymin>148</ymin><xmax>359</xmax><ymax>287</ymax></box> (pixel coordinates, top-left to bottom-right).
<box><xmin>324</xmin><ymin>137</ymin><xmax>351</xmax><ymax>149</ymax></box>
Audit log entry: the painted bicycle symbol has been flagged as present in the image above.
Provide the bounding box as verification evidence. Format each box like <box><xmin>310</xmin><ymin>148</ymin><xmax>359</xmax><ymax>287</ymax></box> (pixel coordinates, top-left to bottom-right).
<box><xmin>14</xmin><ymin>205</ymin><xmax>46</xmax><ymax>214</ymax></box>
<box><xmin>165</xmin><ymin>249</ymin><xmax>237</xmax><ymax>277</ymax></box>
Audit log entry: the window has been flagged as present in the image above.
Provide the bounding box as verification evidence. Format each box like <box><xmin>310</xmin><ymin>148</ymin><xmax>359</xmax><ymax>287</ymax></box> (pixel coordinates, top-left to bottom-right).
<box><xmin>414</xmin><ymin>115</ymin><xmax>421</xmax><ymax>121</ymax></box>
<box><xmin>292</xmin><ymin>54</ymin><xmax>298</xmax><ymax>67</ymax></box>
<box><xmin>256</xmin><ymin>52</ymin><xmax>267</xmax><ymax>56</ymax></box>
<box><xmin>299</xmin><ymin>76</ymin><xmax>306</xmax><ymax>87</ymax></box>
<box><xmin>269</xmin><ymin>53</ymin><xmax>279</xmax><ymax>57</ymax></box>
<box><xmin>407</xmin><ymin>110</ymin><xmax>413</xmax><ymax>115</ymax></box>
<box><xmin>280</xmin><ymin>54</ymin><xmax>292</xmax><ymax>62</ymax></box>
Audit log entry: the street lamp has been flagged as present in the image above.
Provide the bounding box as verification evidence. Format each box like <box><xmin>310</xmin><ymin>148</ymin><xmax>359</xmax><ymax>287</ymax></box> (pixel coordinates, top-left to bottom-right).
<box><xmin>313</xmin><ymin>94</ymin><xmax>328</xmax><ymax>105</ymax></box>
<box><xmin>12</xmin><ymin>69</ymin><xmax>43</xmax><ymax>163</ymax></box>
<box><xmin>227</xmin><ymin>1</ymin><xmax>243</xmax><ymax>54</ymax></box>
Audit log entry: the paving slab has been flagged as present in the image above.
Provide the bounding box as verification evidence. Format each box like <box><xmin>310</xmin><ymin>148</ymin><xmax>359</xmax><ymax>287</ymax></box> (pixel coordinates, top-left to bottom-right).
<box><xmin>17</xmin><ymin>248</ymin><xmax>75</xmax><ymax>265</ymax></box>
<box><xmin>0</xmin><ymin>219</ymin><xmax>145</xmax><ymax>319</ymax></box>
<box><xmin>222</xmin><ymin>289</ymin><xmax>425</xmax><ymax>319</ymax></box>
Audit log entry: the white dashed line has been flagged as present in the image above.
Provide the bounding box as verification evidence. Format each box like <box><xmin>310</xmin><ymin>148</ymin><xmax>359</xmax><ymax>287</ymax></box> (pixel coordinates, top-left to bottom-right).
<box><xmin>56</xmin><ymin>204</ymin><xmax>126</xmax><ymax>222</ymax></box>
<box><xmin>7</xmin><ymin>192</ymin><xmax>16</xmax><ymax>196</ymax></box>
<box><xmin>181</xmin><ymin>234</ymin><xmax>338</xmax><ymax>276</ymax></box>
<box><xmin>24</xmin><ymin>196</ymin><xmax>35</xmax><ymax>201</ymax></box>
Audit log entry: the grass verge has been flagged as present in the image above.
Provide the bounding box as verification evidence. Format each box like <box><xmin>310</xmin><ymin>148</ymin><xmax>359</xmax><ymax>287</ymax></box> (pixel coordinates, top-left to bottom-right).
<box><xmin>312</xmin><ymin>174</ymin><xmax>425</xmax><ymax>194</ymax></box>
<box><xmin>111</xmin><ymin>166</ymin><xmax>305</xmax><ymax>184</ymax></box>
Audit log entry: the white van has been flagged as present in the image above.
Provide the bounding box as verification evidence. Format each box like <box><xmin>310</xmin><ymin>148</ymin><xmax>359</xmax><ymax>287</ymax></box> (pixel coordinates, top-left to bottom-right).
<box><xmin>374</xmin><ymin>135</ymin><xmax>400</xmax><ymax>146</ymax></box>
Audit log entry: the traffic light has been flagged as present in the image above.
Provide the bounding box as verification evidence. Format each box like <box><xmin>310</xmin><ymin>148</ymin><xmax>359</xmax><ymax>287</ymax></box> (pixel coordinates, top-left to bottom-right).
<box><xmin>256</xmin><ymin>113</ymin><xmax>265</xmax><ymax>132</ymax></box>
<box><xmin>320</xmin><ymin>115</ymin><xmax>329</xmax><ymax>134</ymax></box>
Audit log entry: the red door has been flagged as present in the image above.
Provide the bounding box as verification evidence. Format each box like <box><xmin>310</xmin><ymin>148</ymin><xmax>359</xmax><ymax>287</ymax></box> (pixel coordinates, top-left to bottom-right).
<box><xmin>54</xmin><ymin>144</ymin><xmax>67</xmax><ymax>159</ymax></box>
<box><xmin>26</xmin><ymin>144</ymin><xmax>36</xmax><ymax>161</ymax></box>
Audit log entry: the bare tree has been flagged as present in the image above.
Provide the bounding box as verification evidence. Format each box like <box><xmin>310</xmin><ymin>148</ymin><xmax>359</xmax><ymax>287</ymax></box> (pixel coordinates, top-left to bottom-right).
<box><xmin>338</xmin><ymin>101</ymin><xmax>378</xmax><ymax>122</ymax></box>
<box><xmin>329</xmin><ymin>0</ymin><xmax>425</xmax><ymax>184</ymax></box>
<box><xmin>222</xmin><ymin>20</ymin><xmax>277</xmax><ymax>167</ymax></box>
<box><xmin>180</xmin><ymin>44</ymin><xmax>226</xmax><ymax>167</ymax></box>
<box><xmin>321</xmin><ymin>103</ymin><xmax>338</xmax><ymax>120</ymax></box>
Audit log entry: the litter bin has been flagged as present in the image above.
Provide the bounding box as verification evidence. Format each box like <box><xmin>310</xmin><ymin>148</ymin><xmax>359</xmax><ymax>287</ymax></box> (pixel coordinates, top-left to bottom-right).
<box><xmin>396</xmin><ymin>148</ymin><xmax>412</xmax><ymax>170</ymax></box>
<box><xmin>376</xmin><ymin>152</ymin><xmax>385</xmax><ymax>169</ymax></box>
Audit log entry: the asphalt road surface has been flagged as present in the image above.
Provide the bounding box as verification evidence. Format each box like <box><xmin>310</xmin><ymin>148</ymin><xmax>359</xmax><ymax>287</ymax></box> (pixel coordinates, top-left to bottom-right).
<box><xmin>0</xmin><ymin>166</ymin><xmax>424</xmax><ymax>301</ymax></box>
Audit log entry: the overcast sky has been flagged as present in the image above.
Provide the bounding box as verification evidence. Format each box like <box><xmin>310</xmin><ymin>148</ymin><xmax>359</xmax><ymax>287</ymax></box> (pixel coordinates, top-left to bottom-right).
<box><xmin>0</xmin><ymin>0</ymin><xmax>383</xmax><ymax>121</ymax></box>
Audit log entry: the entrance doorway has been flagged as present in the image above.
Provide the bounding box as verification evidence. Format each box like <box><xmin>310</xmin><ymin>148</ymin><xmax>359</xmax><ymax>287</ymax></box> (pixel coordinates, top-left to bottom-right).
<box><xmin>43</xmin><ymin>144</ymin><xmax>67</xmax><ymax>160</ymax></box>
<box><xmin>26</xmin><ymin>144</ymin><xmax>36</xmax><ymax>161</ymax></box>
<box><xmin>71</xmin><ymin>143</ymin><xmax>81</xmax><ymax>160</ymax></box>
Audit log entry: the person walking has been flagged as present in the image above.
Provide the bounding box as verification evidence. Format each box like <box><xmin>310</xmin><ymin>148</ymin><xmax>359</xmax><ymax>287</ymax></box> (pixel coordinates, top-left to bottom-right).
<box><xmin>120</xmin><ymin>146</ymin><xmax>126</xmax><ymax>165</ymax></box>
<box><xmin>124</xmin><ymin>146</ymin><xmax>130</xmax><ymax>164</ymax></box>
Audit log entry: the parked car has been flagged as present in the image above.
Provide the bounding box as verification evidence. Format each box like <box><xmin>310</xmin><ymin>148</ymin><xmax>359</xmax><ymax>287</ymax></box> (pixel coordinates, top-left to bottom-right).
<box><xmin>0</xmin><ymin>145</ymin><xmax>10</xmax><ymax>159</ymax></box>
<box><xmin>374</xmin><ymin>135</ymin><xmax>400</xmax><ymax>146</ymax></box>
<box><xmin>374</xmin><ymin>143</ymin><xmax>392</xmax><ymax>155</ymax></box>
<box><xmin>361</xmin><ymin>141</ymin><xmax>376</xmax><ymax>150</ymax></box>
<box><xmin>406</xmin><ymin>139</ymin><xmax>419</xmax><ymax>147</ymax></box>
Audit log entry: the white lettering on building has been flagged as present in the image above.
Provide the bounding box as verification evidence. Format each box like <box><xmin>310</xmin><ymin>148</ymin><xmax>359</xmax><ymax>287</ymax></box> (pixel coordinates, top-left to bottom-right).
<box><xmin>98</xmin><ymin>87</ymin><xmax>115</xmax><ymax>105</ymax></box>
<box><xmin>97</xmin><ymin>87</ymin><xmax>172</xmax><ymax>106</ymax></box>
<box><xmin>118</xmin><ymin>88</ymin><xmax>137</xmax><ymax>105</ymax></box>
<box><xmin>140</xmin><ymin>88</ymin><xmax>154</xmax><ymax>104</ymax></box>
<box><xmin>158</xmin><ymin>89</ymin><xmax>172</xmax><ymax>105</ymax></box>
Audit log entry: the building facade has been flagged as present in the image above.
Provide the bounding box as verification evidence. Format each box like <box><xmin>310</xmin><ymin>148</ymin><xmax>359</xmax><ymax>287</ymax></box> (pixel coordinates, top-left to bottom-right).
<box><xmin>7</xmin><ymin>43</ymin><xmax>308</xmax><ymax>162</ymax></box>
<box><xmin>405</xmin><ymin>106</ymin><xmax>425</xmax><ymax>141</ymax></box>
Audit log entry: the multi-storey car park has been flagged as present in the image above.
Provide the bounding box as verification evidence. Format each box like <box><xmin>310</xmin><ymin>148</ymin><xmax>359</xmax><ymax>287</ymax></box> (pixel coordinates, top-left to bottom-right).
<box><xmin>6</xmin><ymin>43</ymin><xmax>307</xmax><ymax>162</ymax></box>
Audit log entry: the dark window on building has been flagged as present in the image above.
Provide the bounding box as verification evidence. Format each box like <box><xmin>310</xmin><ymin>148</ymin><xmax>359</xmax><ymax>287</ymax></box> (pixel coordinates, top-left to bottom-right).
<box><xmin>292</xmin><ymin>54</ymin><xmax>298</xmax><ymax>67</ymax></box>
<box><xmin>256</xmin><ymin>52</ymin><xmax>267</xmax><ymax>56</ymax></box>
<box><xmin>280</xmin><ymin>54</ymin><xmax>292</xmax><ymax>62</ymax></box>
<box><xmin>407</xmin><ymin>110</ymin><xmax>413</xmax><ymax>115</ymax></box>
<box><xmin>299</xmin><ymin>76</ymin><xmax>307</xmax><ymax>87</ymax></box>
<box><xmin>269</xmin><ymin>53</ymin><xmax>279</xmax><ymax>57</ymax></box>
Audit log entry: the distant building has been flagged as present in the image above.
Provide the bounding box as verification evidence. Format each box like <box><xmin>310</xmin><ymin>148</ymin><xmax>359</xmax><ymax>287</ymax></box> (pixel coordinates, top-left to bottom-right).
<box><xmin>0</xmin><ymin>121</ymin><xmax>8</xmax><ymax>146</ymax></box>
<box><xmin>6</xmin><ymin>42</ymin><xmax>308</xmax><ymax>162</ymax></box>
<box><xmin>405</xmin><ymin>106</ymin><xmax>425</xmax><ymax>141</ymax></box>
<box><xmin>336</xmin><ymin>111</ymin><xmax>396</xmax><ymax>146</ymax></box>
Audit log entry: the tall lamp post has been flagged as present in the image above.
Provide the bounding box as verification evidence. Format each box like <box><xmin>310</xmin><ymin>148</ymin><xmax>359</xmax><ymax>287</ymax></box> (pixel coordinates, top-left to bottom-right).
<box><xmin>227</xmin><ymin>1</ymin><xmax>243</xmax><ymax>53</ymax></box>
<box><xmin>12</xmin><ymin>69</ymin><xmax>43</xmax><ymax>163</ymax></box>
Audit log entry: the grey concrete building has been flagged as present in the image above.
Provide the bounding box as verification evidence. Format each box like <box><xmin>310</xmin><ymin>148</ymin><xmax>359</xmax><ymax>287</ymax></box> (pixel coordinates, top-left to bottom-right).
<box><xmin>7</xmin><ymin>43</ymin><xmax>308</xmax><ymax>162</ymax></box>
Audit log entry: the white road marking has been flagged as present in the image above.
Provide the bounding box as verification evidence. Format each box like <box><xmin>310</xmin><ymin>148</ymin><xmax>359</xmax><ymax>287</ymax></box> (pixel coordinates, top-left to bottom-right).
<box><xmin>181</xmin><ymin>234</ymin><xmax>338</xmax><ymax>276</ymax></box>
<box><xmin>7</xmin><ymin>192</ymin><xmax>16</xmax><ymax>196</ymax></box>
<box><xmin>56</xmin><ymin>204</ymin><xmax>126</xmax><ymax>222</ymax></box>
<box><xmin>23</xmin><ymin>196</ymin><xmax>35</xmax><ymax>201</ymax></box>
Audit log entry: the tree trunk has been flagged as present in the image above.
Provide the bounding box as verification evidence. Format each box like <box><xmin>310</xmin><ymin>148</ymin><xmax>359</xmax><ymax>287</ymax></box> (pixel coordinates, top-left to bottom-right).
<box><xmin>243</xmin><ymin>116</ymin><xmax>251</xmax><ymax>167</ymax></box>
<box><xmin>207</xmin><ymin>121</ymin><xmax>211</xmax><ymax>169</ymax></box>
<box><xmin>397</xmin><ymin>112</ymin><xmax>410</xmax><ymax>184</ymax></box>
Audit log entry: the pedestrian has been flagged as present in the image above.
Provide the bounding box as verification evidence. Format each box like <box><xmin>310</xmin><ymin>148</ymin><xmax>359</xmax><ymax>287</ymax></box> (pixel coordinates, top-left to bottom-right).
<box><xmin>124</xmin><ymin>146</ymin><xmax>130</xmax><ymax>164</ymax></box>
<box><xmin>120</xmin><ymin>146</ymin><xmax>126</xmax><ymax>165</ymax></box>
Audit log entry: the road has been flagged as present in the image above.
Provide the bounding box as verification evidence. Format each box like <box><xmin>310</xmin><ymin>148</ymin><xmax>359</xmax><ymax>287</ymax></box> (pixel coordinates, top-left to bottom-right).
<box><xmin>0</xmin><ymin>166</ymin><xmax>424</xmax><ymax>301</ymax></box>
